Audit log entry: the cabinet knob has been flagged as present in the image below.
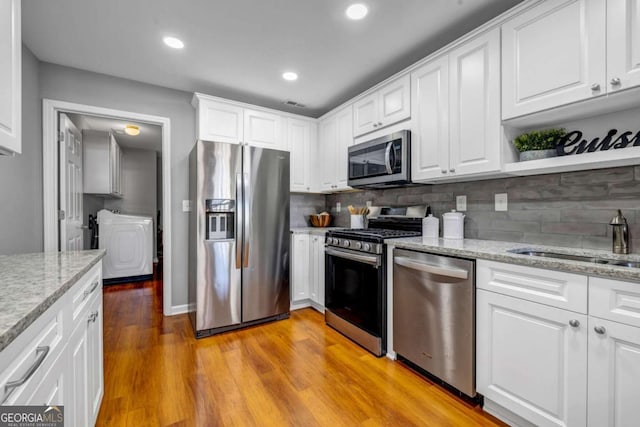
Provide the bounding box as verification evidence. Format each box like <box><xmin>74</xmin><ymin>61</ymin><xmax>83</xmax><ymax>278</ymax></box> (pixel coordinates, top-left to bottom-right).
<box><xmin>594</xmin><ymin>326</ymin><xmax>606</xmax><ymax>335</ymax></box>
<box><xmin>441</xmin><ymin>169</ymin><xmax>447</xmax><ymax>174</ymax></box>
<box><xmin>610</xmin><ymin>77</ymin><xmax>621</xmax><ymax>86</ymax></box>
<box><xmin>569</xmin><ymin>319</ymin><xmax>580</xmax><ymax>328</ymax></box>
<box><xmin>373</xmin><ymin>123</ymin><xmax>378</xmax><ymax>128</ymax></box>
<box><xmin>449</xmin><ymin>168</ymin><xmax>455</xmax><ymax>173</ymax></box>
<box><xmin>590</xmin><ymin>83</ymin><xmax>600</xmax><ymax>91</ymax></box>
<box><xmin>378</xmin><ymin>122</ymin><xmax>383</xmax><ymax>126</ymax></box>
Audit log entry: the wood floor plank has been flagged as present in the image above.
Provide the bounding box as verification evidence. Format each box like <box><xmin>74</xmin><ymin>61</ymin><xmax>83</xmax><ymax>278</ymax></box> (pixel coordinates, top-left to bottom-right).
<box><xmin>97</xmin><ymin>275</ymin><xmax>506</xmax><ymax>427</ymax></box>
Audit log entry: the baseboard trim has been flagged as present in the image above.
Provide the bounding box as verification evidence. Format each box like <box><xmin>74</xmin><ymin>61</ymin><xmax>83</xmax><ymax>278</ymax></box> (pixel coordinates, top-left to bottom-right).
<box><xmin>169</xmin><ymin>304</ymin><xmax>191</xmax><ymax>315</ymax></box>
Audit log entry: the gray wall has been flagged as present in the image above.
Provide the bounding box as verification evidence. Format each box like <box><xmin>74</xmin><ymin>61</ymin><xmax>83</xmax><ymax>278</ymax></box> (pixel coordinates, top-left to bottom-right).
<box><xmin>0</xmin><ymin>46</ymin><xmax>42</xmax><ymax>255</ymax></box>
<box><xmin>327</xmin><ymin>166</ymin><xmax>640</xmax><ymax>251</ymax></box>
<box><xmin>39</xmin><ymin>62</ymin><xmax>195</xmax><ymax>308</ymax></box>
<box><xmin>290</xmin><ymin>193</ymin><xmax>327</xmax><ymax>227</ymax></box>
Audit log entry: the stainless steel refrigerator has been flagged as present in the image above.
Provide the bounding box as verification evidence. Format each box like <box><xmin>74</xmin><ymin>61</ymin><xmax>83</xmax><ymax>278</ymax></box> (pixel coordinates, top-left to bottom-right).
<box><xmin>188</xmin><ymin>140</ymin><xmax>290</xmax><ymax>337</ymax></box>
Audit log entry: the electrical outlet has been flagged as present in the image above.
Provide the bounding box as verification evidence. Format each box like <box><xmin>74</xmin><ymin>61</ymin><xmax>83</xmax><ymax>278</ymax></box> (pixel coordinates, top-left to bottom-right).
<box><xmin>366</xmin><ymin>201</ymin><xmax>372</xmax><ymax>207</ymax></box>
<box><xmin>456</xmin><ymin>195</ymin><xmax>467</xmax><ymax>212</ymax></box>
<box><xmin>495</xmin><ymin>193</ymin><xmax>508</xmax><ymax>211</ymax></box>
<box><xmin>336</xmin><ymin>202</ymin><xmax>341</xmax><ymax>213</ymax></box>
<box><xmin>182</xmin><ymin>200</ymin><xmax>192</xmax><ymax>212</ymax></box>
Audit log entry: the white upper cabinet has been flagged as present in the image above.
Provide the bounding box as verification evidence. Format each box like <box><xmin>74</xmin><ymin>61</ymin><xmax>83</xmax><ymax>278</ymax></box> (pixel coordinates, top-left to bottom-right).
<box><xmin>412</xmin><ymin>28</ymin><xmax>501</xmax><ymax>182</ymax></box>
<box><xmin>607</xmin><ymin>0</ymin><xmax>640</xmax><ymax>93</ymax></box>
<box><xmin>288</xmin><ymin>118</ymin><xmax>317</xmax><ymax>192</ymax></box>
<box><xmin>243</xmin><ymin>108</ymin><xmax>285</xmax><ymax>150</ymax></box>
<box><xmin>196</xmin><ymin>98</ymin><xmax>244</xmax><ymax>144</ymax></box>
<box><xmin>0</xmin><ymin>0</ymin><xmax>21</xmax><ymax>155</ymax></box>
<box><xmin>334</xmin><ymin>106</ymin><xmax>353</xmax><ymax>190</ymax></box>
<box><xmin>83</xmin><ymin>131</ymin><xmax>123</xmax><ymax>197</ymax></box>
<box><xmin>502</xmin><ymin>0</ymin><xmax>606</xmax><ymax>120</ymax></box>
<box><xmin>353</xmin><ymin>75</ymin><xmax>410</xmax><ymax>137</ymax></box>
<box><xmin>319</xmin><ymin>105</ymin><xmax>353</xmax><ymax>192</ymax></box>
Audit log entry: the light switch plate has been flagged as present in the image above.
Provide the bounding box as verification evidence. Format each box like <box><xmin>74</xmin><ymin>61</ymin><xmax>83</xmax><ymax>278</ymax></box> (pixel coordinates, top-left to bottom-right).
<box><xmin>456</xmin><ymin>195</ymin><xmax>467</xmax><ymax>212</ymax></box>
<box><xmin>495</xmin><ymin>193</ymin><xmax>508</xmax><ymax>211</ymax></box>
<box><xmin>182</xmin><ymin>200</ymin><xmax>192</xmax><ymax>212</ymax></box>
<box><xmin>336</xmin><ymin>202</ymin><xmax>341</xmax><ymax>213</ymax></box>
<box><xmin>366</xmin><ymin>201</ymin><xmax>372</xmax><ymax>207</ymax></box>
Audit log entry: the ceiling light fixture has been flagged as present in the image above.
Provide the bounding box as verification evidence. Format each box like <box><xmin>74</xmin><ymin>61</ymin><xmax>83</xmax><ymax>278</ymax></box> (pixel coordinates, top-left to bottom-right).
<box><xmin>124</xmin><ymin>125</ymin><xmax>140</xmax><ymax>136</ymax></box>
<box><xmin>163</xmin><ymin>36</ymin><xmax>184</xmax><ymax>49</ymax></box>
<box><xmin>282</xmin><ymin>71</ymin><xmax>298</xmax><ymax>81</ymax></box>
<box><xmin>346</xmin><ymin>3</ymin><xmax>368</xmax><ymax>20</ymax></box>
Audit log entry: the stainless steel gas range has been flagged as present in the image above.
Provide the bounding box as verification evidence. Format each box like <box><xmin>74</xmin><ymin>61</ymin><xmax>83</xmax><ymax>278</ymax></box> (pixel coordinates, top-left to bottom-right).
<box><xmin>324</xmin><ymin>213</ymin><xmax>424</xmax><ymax>356</ymax></box>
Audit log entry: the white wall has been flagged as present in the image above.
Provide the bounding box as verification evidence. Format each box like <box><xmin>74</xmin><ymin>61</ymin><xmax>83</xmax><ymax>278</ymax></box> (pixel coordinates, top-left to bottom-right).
<box><xmin>0</xmin><ymin>46</ymin><xmax>42</xmax><ymax>255</ymax></box>
<box><xmin>39</xmin><ymin>62</ymin><xmax>195</xmax><ymax>308</ymax></box>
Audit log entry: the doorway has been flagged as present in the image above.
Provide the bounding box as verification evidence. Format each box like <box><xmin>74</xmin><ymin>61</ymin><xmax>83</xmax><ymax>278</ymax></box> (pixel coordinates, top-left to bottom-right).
<box><xmin>42</xmin><ymin>99</ymin><xmax>174</xmax><ymax>316</ymax></box>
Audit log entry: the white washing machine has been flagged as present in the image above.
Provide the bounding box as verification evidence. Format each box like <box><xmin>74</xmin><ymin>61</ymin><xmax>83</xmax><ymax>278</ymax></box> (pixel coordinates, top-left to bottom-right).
<box><xmin>97</xmin><ymin>209</ymin><xmax>153</xmax><ymax>280</ymax></box>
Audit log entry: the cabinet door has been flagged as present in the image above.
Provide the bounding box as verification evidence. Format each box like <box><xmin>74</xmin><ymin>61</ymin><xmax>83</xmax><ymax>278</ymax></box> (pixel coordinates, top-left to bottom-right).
<box><xmin>0</xmin><ymin>0</ymin><xmax>21</xmax><ymax>155</ymax></box>
<box><xmin>197</xmin><ymin>100</ymin><xmax>243</xmax><ymax>144</ymax></box>
<box><xmin>501</xmin><ymin>0</ymin><xmax>606</xmax><ymax>119</ymax></box>
<box><xmin>310</xmin><ymin>235</ymin><xmax>325</xmax><ymax>309</ymax></box>
<box><xmin>449</xmin><ymin>28</ymin><xmax>501</xmax><ymax>177</ymax></box>
<box><xmin>288</xmin><ymin>118</ymin><xmax>312</xmax><ymax>192</ymax></box>
<box><xmin>411</xmin><ymin>56</ymin><xmax>449</xmax><ymax>181</ymax></box>
<box><xmin>378</xmin><ymin>74</ymin><xmax>410</xmax><ymax>128</ymax></box>
<box><xmin>68</xmin><ymin>319</ymin><xmax>89</xmax><ymax>427</ymax></box>
<box><xmin>607</xmin><ymin>0</ymin><xmax>640</xmax><ymax>93</ymax></box>
<box><xmin>27</xmin><ymin>351</ymin><xmax>65</xmax><ymax>407</ymax></box>
<box><xmin>588</xmin><ymin>317</ymin><xmax>640</xmax><ymax>427</ymax></box>
<box><xmin>87</xmin><ymin>295</ymin><xmax>103</xmax><ymax>425</ymax></box>
<box><xmin>334</xmin><ymin>106</ymin><xmax>353</xmax><ymax>190</ymax></box>
<box><xmin>243</xmin><ymin>109</ymin><xmax>285</xmax><ymax>150</ymax></box>
<box><xmin>353</xmin><ymin>92</ymin><xmax>378</xmax><ymax>137</ymax></box>
<box><xmin>318</xmin><ymin>116</ymin><xmax>337</xmax><ymax>191</ymax></box>
<box><xmin>291</xmin><ymin>234</ymin><xmax>310</xmax><ymax>302</ymax></box>
<box><xmin>477</xmin><ymin>290</ymin><xmax>587</xmax><ymax>427</ymax></box>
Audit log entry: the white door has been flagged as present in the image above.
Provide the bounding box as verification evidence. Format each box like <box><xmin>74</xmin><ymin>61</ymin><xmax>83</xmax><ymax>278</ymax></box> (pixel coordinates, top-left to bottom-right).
<box><xmin>352</xmin><ymin>92</ymin><xmax>378</xmax><ymax>137</ymax></box>
<box><xmin>476</xmin><ymin>290</ymin><xmax>588</xmax><ymax>427</ymax></box>
<box><xmin>197</xmin><ymin>99</ymin><xmax>243</xmax><ymax>144</ymax></box>
<box><xmin>449</xmin><ymin>28</ymin><xmax>501</xmax><ymax>177</ymax></box>
<box><xmin>291</xmin><ymin>234</ymin><xmax>310</xmax><ymax>302</ymax></box>
<box><xmin>243</xmin><ymin>109</ymin><xmax>284</xmax><ymax>150</ymax></box>
<box><xmin>334</xmin><ymin>106</ymin><xmax>353</xmax><ymax>190</ymax></box>
<box><xmin>378</xmin><ymin>74</ymin><xmax>411</xmax><ymax>128</ymax></box>
<box><xmin>587</xmin><ymin>317</ymin><xmax>640</xmax><ymax>427</ymax></box>
<box><xmin>318</xmin><ymin>116</ymin><xmax>337</xmax><ymax>191</ymax></box>
<box><xmin>59</xmin><ymin>113</ymin><xmax>83</xmax><ymax>251</ymax></box>
<box><xmin>0</xmin><ymin>0</ymin><xmax>20</xmax><ymax>155</ymax></box>
<box><xmin>288</xmin><ymin>118</ymin><xmax>311</xmax><ymax>192</ymax></box>
<box><xmin>607</xmin><ymin>0</ymin><xmax>640</xmax><ymax>93</ymax></box>
<box><xmin>501</xmin><ymin>0</ymin><xmax>606</xmax><ymax>119</ymax></box>
<box><xmin>411</xmin><ymin>56</ymin><xmax>449</xmax><ymax>181</ymax></box>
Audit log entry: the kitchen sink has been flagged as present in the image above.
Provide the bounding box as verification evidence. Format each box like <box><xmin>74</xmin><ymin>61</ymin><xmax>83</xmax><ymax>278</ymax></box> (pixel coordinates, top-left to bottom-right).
<box><xmin>508</xmin><ymin>249</ymin><xmax>640</xmax><ymax>269</ymax></box>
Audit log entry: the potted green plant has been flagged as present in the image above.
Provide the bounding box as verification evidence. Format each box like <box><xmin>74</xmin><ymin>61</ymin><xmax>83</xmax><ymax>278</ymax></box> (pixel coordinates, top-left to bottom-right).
<box><xmin>513</xmin><ymin>128</ymin><xmax>566</xmax><ymax>161</ymax></box>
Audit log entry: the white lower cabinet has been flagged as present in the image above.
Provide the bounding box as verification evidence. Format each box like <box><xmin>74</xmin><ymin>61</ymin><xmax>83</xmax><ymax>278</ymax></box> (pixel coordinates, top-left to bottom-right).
<box><xmin>478</xmin><ymin>260</ymin><xmax>640</xmax><ymax>427</ymax></box>
<box><xmin>290</xmin><ymin>232</ymin><xmax>325</xmax><ymax>311</ymax></box>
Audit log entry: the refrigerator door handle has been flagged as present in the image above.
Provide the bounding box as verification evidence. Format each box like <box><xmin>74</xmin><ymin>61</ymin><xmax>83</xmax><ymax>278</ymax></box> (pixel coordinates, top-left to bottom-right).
<box><xmin>243</xmin><ymin>172</ymin><xmax>250</xmax><ymax>268</ymax></box>
<box><xmin>235</xmin><ymin>173</ymin><xmax>242</xmax><ymax>269</ymax></box>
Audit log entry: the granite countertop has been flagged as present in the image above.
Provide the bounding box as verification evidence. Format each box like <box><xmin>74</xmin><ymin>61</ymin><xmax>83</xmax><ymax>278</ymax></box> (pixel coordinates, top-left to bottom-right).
<box><xmin>386</xmin><ymin>237</ymin><xmax>640</xmax><ymax>282</ymax></box>
<box><xmin>291</xmin><ymin>227</ymin><xmax>343</xmax><ymax>235</ymax></box>
<box><xmin>0</xmin><ymin>250</ymin><xmax>106</xmax><ymax>352</ymax></box>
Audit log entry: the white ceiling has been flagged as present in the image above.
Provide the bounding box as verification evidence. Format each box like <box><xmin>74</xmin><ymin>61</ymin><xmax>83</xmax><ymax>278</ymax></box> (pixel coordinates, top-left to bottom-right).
<box><xmin>67</xmin><ymin>113</ymin><xmax>162</xmax><ymax>152</ymax></box>
<box><xmin>23</xmin><ymin>0</ymin><xmax>522</xmax><ymax>118</ymax></box>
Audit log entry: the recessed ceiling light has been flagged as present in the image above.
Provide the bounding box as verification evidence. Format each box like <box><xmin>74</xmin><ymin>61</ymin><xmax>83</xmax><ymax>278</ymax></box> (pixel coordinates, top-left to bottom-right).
<box><xmin>125</xmin><ymin>125</ymin><xmax>140</xmax><ymax>136</ymax></box>
<box><xmin>163</xmin><ymin>36</ymin><xmax>184</xmax><ymax>49</ymax></box>
<box><xmin>282</xmin><ymin>72</ymin><xmax>298</xmax><ymax>81</ymax></box>
<box><xmin>346</xmin><ymin>3</ymin><xmax>368</xmax><ymax>20</ymax></box>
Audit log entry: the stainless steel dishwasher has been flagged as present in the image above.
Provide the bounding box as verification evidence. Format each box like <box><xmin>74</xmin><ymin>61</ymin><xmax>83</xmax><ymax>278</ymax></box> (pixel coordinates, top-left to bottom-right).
<box><xmin>393</xmin><ymin>248</ymin><xmax>476</xmax><ymax>397</ymax></box>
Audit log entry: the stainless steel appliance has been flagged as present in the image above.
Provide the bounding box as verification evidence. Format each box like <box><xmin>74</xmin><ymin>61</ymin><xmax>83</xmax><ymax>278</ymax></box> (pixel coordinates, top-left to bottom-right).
<box><xmin>325</xmin><ymin>213</ymin><xmax>422</xmax><ymax>356</ymax></box>
<box><xmin>347</xmin><ymin>130</ymin><xmax>411</xmax><ymax>188</ymax></box>
<box><xmin>393</xmin><ymin>249</ymin><xmax>476</xmax><ymax>397</ymax></box>
<box><xmin>188</xmin><ymin>140</ymin><xmax>290</xmax><ymax>338</ymax></box>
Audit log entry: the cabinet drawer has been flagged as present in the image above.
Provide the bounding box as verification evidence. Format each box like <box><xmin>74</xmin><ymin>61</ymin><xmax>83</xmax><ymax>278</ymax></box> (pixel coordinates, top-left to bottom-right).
<box><xmin>589</xmin><ymin>277</ymin><xmax>640</xmax><ymax>328</ymax></box>
<box><xmin>477</xmin><ymin>260</ymin><xmax>588</xmax><ymax>313</ymax></box>
<box><xmin>71</xmin><ymin>263</ymin><xmax>102</xmax><ymax>323</ymax></box>
<box><xmin>0</xmin><ymin>305</ymin><xmax>64</xmax><ymax>405</ymax></box>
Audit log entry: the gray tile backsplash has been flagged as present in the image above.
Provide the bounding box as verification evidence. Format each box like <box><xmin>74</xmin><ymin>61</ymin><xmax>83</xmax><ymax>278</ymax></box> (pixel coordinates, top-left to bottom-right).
<box><xmin>290</xmin><ymin>193</ymin><xmax>328</xmax><ymax>227</ymax></box>
<box><xmin>321</xmin><ymin>166</ymin><xmax>640</xmax><ymax>252</ymax></box>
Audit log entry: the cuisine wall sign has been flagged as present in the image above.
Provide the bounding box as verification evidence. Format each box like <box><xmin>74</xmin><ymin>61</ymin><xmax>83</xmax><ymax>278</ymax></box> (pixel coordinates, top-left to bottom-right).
<box><xmin>557</xmin><ymin>129</ymin><xmax>640</xmax><ymax>155</ymax></box>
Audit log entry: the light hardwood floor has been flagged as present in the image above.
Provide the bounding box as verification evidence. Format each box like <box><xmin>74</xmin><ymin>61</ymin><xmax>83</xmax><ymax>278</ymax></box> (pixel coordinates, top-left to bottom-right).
<box><xmin>97</xmin><ymin>276</ymin><xmax>505</xmax><ymax>426</ymax></box>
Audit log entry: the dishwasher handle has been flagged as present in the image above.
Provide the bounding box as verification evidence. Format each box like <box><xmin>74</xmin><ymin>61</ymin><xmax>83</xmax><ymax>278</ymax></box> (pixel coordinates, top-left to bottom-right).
<box><xmin>394</xmin><ymin>256</ymin><xmax>468</xmax><ymax>280</ymax></box>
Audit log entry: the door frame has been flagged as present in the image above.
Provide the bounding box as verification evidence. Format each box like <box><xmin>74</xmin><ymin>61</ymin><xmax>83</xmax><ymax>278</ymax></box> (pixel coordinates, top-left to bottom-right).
<box><xmin>42</xmin><ymin>99</ymin><xmax>174</xmax><ymax>316</ymax></box>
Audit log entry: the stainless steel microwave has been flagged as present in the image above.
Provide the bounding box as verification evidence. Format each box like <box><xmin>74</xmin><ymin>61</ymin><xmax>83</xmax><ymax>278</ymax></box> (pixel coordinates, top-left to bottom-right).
<box><xmin>347</xmin><ymin>130</ymin><xmax>411</xmax><ymax>188</ymax></box>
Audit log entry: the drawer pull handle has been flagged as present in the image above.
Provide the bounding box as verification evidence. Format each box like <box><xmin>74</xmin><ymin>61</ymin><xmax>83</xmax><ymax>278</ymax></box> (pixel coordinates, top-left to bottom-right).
<box><xmin>83</xmin><ymin>281</ymin><xmax>100</xmax><ymax>300</ymax></box>
<box><xmin>569</xmin><ymin>320</ymin><xmax>580</xmax><ymax>328</ymax></box>
<box><xmin>394</xmin><ymin>256</ymin><xmax>469</xmax><ymax>280</ymax></box>
<box><xmin>3</xmin><ymin>346</ymin><xmax>50</xmax><ymax>403</ymax></box>
<box><xmin>594</xmin><ymin>326</ymin><xmax>606</xmax><ymax>335</ymax></box>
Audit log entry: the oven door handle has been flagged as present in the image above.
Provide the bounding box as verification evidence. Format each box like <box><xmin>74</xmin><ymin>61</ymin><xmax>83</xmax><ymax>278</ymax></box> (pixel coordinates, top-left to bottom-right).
<box><xmin>326</xmin><ymin>247</ymin><xmax>380</xmax><ymax>267</ymax></box>
<box><xmin>394</xmin><ymin>257</ymin><xmax>468</xmax><ymax>280</ymax></box>
<box><xmin>384</xmin><ymin>142</ymin><xmax>394</xmax><ymax>174</ymax></box>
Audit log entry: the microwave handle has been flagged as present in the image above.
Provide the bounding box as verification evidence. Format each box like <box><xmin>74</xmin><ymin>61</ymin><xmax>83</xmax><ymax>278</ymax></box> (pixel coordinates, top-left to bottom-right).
<box><xmin>384</xmin><ymin>142</ymin><xmax>393</xmax><ymax>174</ymax></box>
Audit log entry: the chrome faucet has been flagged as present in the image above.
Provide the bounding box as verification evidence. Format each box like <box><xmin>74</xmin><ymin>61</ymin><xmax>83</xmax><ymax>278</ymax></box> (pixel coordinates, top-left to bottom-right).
<box><xmin>610</xmin><ymin>209</ymin><xmax>630</xmax><ymax>254</ymax></box>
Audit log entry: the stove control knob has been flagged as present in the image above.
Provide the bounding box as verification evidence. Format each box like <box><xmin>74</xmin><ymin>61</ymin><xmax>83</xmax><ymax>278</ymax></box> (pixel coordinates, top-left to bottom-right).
<box><xmin>330</xmin><ymin>238</ymin><xmax>337</xmax><ymax>245</ymax></box>
<box><xmin>354</xmin><ymin>242</ymin><xmax>362</xmax><ymax>250</ymax></box>
<box><xmin>363</xmin><ymin>243</ymin><xmax>371</xmax><ymax>252</ymax></box>
<box><xmin>343</xmin><ymin>240</ymin><xmax>350</xmax><ymax>248</ymax></box>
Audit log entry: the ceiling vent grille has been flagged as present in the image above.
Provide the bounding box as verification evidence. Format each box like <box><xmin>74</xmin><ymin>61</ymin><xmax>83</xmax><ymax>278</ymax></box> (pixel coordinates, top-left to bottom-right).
<box><xmin>283</xmin><ymin>100</ymin><xmax>306</xmax><ymax>108</ymax></box>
